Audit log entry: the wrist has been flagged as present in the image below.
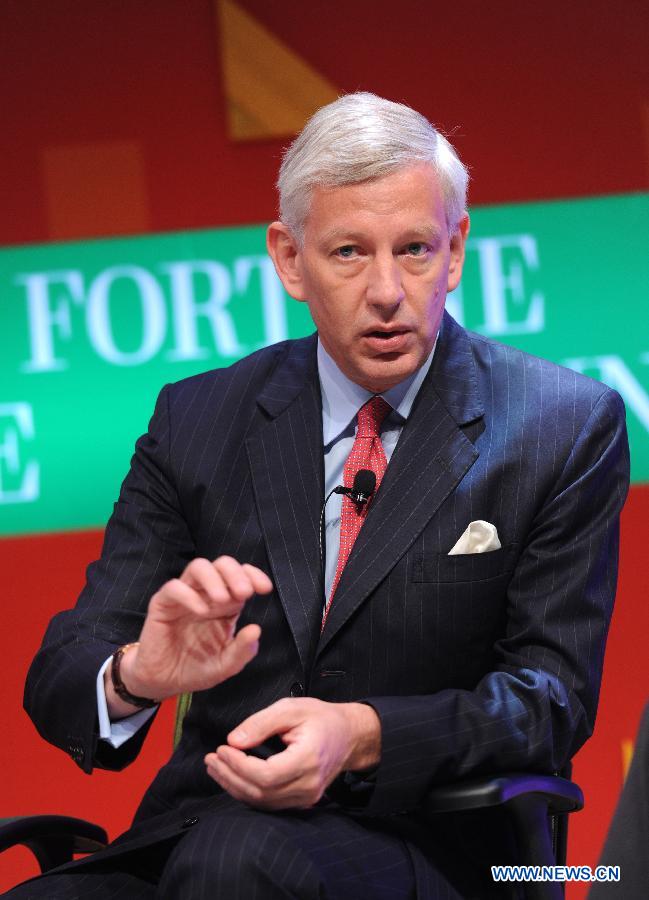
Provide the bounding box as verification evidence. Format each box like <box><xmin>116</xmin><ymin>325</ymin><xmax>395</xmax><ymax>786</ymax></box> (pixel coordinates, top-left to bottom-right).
<box><xmin>110</xmin><ymin>643</ymin><xmax>159</xmax><ymax>710</ymax></box>
<box><xmin>104</xmin><ymin>662</ymin><xmax>144</xmax><ymax>721</ymax></box>
<box><xmin>342</xmin><ymin>702</ymin><xmax>381</xmax><ymax>772</ymax></box>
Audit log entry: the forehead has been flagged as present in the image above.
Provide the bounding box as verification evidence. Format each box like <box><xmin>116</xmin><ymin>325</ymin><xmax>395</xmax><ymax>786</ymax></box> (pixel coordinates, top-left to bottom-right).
<box><xmin>303</xmin><ymin>163</ymin><xmax>447</xmax><ymax>242</ymax></box>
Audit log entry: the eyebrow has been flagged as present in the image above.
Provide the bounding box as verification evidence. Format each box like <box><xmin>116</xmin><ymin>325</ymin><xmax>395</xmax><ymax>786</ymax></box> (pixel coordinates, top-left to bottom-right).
<box><xmin>402</xmin><ymin>226</ymin><xmax>444</xmax><ymax>244</ymax></box>
<box><xmin>318</xmin><ymin>225</ymin><xmax>444</xmax><ymax>247</ymax></box>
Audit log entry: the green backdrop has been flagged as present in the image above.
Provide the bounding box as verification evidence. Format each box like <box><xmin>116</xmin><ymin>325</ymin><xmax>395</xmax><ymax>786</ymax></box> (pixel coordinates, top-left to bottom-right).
<box><xmin>2</xmin><ymin>192</ymin><xmax>648</xmax><ymax>536</ymax></box>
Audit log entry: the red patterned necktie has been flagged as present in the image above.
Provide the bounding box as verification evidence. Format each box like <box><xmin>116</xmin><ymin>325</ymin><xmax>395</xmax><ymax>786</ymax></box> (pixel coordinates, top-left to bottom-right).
<box><xmin>323</xmin><ymin>395</ymin><xmax>392</xmax><ymax>627</ymax></box>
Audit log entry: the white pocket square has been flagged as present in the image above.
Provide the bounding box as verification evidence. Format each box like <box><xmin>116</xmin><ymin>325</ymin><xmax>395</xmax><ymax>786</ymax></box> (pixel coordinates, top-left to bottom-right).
<box><xmin>448</xmin><ymin>520</ymin><xmax>501</xmax><ymax>555</ymax></box>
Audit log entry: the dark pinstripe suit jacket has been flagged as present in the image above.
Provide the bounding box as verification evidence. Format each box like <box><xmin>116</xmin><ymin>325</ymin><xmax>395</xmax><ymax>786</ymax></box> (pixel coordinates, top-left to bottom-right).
<box><xmin>25</xmin><ymin>312</ymin><xmax>629</xmax><ymax>882</ymax></box>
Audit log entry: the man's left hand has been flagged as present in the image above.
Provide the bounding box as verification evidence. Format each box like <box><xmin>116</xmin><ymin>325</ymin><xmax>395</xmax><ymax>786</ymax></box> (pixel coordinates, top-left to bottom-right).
<box><xmin>204</xmin><ymin>698</ymin><xmax>381</xmax><ymax>809</ymax></box>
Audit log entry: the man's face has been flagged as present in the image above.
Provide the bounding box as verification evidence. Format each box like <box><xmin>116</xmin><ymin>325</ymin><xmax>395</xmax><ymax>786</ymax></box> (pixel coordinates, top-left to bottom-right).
<box><xmin>268</xmin><ymin>163</ymin><xmax>468</xmax><ymax>393</ymax></box>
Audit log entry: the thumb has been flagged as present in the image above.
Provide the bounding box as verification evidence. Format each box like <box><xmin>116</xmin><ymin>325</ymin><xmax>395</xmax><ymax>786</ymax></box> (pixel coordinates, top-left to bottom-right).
<box><xmin>217</xmin><ymin>623</ymin><xmax>261</xmax><ymax>680</ymax></box>
<box><xmin>228</xmin><ymin>698</ymin><xmax>300</xmax><ymax>750</ymax></box>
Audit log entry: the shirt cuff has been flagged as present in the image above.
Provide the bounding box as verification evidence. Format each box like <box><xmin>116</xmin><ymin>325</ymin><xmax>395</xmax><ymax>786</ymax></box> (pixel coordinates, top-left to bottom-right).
<box><xmin>96</xmin><ymin>655</ymin><xmax>157</xmax><ymax>748</ymax></box>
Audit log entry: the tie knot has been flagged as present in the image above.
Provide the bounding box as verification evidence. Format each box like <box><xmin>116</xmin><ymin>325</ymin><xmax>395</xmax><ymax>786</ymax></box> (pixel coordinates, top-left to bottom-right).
<box><xmin>356</xmin><ymin>396</ymin><xmax>391</xmax><ymax>437</ymax></box>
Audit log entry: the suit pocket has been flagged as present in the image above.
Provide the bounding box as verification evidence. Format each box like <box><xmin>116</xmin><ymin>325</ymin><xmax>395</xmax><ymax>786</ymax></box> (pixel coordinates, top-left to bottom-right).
<box><xmin>414</xmin><ymin>543</ymin><xmax>518</xmax><ymax>583</ymax></box>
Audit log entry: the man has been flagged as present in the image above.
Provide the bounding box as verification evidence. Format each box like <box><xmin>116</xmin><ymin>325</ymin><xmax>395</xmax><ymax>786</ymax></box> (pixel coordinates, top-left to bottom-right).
<box><xmin>589</xmin><ymin>701</ymin><xmax>649</xmax><ymax>898</ymax></box>
<box><xmin>11</xmin><ymin>93</ymin><xmax>629</xmax><ymax>898</ymax></box>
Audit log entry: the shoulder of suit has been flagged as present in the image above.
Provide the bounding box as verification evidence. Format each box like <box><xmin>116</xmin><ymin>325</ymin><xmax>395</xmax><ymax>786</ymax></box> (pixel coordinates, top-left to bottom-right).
<box><xmin>162</xmin><ymin>336</ymin><xmax>314</xmax><ymax>400</ymax></box>
<box><xmin>456</xmin><ymin>322</ymin><xmax>624</xmax><ymax>417</ymax></box>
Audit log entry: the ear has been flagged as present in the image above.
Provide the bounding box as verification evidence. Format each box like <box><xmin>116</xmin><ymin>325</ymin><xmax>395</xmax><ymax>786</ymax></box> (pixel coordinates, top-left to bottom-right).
<box><xmin>266</xmin><ymin>222</ymin><xmax>308</xmax><ymax>301</ymax></box>
<box><xmin>447</xmin><ymin>214</ymin><xmax>470</xmax><ymax>293</ymax></box>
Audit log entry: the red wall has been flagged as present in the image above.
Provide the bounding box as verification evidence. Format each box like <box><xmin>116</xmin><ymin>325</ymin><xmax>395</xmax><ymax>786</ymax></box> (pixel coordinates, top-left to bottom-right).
<box><xmin>3</xmin><ymin>0</ymin><xmax>648</xmax><ymax>245</ymax></box>
<box><xmin>2</xmin><ymin>2</ymin><xmax>648</xmax><ymax>894</ymax></box>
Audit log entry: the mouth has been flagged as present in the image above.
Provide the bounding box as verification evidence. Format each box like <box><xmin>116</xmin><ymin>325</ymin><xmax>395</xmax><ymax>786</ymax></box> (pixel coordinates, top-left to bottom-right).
<box><xmin>363</xmin><ymin>326</ymin><xmax>411</xmax><ymax>339</ymax></box>
<box><xmin>365</xmin><ymin>329</ymin><xmax>407</xmax><ymax>339</ymax></box>
<box><xmin>361</xmin><ymin>328</ymin><xmax>413</xmax><ymax>353</ymax></box>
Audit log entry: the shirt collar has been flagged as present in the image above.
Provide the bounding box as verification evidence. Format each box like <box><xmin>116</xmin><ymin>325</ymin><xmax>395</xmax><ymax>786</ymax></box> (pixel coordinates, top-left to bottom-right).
<box><xmin>318</xmin><ymin>337</ymin><xmax>437</xmax><ymax>446</ymax></box>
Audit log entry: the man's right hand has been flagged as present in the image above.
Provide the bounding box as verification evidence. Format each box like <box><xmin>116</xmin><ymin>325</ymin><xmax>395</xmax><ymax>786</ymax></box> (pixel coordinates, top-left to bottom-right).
<box><xmin>104</xmin><ymin>556</ymin><xmax>273</xmax><ymax>719</ymax></box>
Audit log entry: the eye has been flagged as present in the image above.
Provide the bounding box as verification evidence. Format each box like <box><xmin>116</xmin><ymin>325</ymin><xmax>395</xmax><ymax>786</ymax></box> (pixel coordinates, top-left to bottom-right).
<box><xmin>334</xmin><ymin>245</ymin><xmax>358</xmax><ymax>259</ymax></box>
<box><xmin>403</xmin><ymin>242</ymin><xmax>429</xmax><ymax>257</ymax></box>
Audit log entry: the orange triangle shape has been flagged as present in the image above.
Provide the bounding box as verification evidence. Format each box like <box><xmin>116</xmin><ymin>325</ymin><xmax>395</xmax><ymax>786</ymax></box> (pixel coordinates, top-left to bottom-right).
<box><xmin>216</xmin><ymin>0</ymin><xmax>340</xmax><ymax>140</ymax></box>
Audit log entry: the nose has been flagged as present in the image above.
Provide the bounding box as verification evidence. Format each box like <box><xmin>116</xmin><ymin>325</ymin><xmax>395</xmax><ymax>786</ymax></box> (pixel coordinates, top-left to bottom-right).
<box><xmin>365</xmin><ymin>253</ymin><xmax>405</xmax><ymax>312</ymax></box>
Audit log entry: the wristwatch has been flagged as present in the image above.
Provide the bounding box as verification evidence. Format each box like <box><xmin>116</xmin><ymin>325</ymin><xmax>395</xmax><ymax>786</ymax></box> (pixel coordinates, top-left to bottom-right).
<box><xmin>110</xmin><ymin>642</ymin><xmax>158</xmax><ymax>709</ymax></box>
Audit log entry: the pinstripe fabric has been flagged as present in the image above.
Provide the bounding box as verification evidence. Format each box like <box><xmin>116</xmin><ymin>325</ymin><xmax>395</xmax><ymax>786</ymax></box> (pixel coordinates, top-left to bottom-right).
<box><xmin>6</xmin><ymin>799</ymin><xmax>423</xmax><ymax>900</ymax></box>
<box><xmin>20</xmin><ymin>312</ymin><xmax>629</xmax><ymax>898</ymax></box>
<box><xmin>5</xmin><ymin>871</ymin><xmax>157</xmax><ymax>898</ymax></box>
<box><xmin>156</xmin><ymin>794</ymin><xmax>419</xmax><ymax>899</ymax></box>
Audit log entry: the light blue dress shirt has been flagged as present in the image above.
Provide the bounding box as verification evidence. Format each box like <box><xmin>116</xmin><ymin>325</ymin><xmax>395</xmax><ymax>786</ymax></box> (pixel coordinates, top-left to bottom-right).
<box><xmin>98</xmin><ymin>338</ymin><xmax>436</xmax><ymax>747</ymax></box>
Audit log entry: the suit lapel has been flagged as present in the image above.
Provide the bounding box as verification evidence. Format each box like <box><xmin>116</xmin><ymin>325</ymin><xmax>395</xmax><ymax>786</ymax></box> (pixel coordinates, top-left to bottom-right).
<box><xmin>318</xmin><ymin>313</ymin><xmax>485</xmax><ymax>652</ymax></box>
<box><xmin>246</xmin><ymin>335</ymin><xmax>325</xmax><ymax>671</ymax></box>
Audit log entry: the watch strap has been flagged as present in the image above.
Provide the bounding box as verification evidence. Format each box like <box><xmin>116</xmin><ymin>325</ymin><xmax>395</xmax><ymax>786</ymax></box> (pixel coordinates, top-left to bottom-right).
<box><xmin>111</xmin><ymin>642</ymin><xmax>158</xmax><ymax>709</ymax></box>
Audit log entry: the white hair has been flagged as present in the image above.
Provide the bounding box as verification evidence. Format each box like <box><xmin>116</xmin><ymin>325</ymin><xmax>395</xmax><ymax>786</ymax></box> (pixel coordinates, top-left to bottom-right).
<box><xmin>278</xmin><ymin>92</ymin><xmax>469</xmax><ymax>243</ymax></box>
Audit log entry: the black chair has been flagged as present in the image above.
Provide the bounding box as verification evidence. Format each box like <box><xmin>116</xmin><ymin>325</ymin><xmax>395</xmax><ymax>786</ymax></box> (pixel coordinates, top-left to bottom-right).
<box><xmin>0</xmin><ymin>815</ymin><xmax>108</xmax><ymax>874</ymax></box>
<box><xmin>424</xmin><ymin>768</ymin><xmax>583</xmax><ymax>900</ymax></box>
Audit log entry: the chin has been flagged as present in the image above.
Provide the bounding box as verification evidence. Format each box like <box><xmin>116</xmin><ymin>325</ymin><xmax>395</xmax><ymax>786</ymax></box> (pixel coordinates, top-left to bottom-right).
<box><xmin>357</xmin><ymin>357</ymin><xmax>418</xmax><ymax>393</ymax></box>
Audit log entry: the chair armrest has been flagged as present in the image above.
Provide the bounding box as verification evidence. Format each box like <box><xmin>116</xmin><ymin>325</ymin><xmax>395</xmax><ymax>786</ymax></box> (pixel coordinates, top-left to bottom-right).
<box><xmin>423</xmin><ymin>773</ymin><xmax>583</xmax><ymax>816</ymax></box>
<box><xmin>423</xmin><ymin>775</ymin><xmax>583</xmax><ymax>900</ymax></box>
<box><xmin>0</xmin><ymin>815</ymin><xmax>108</xmax><ymax>873</ymax></box>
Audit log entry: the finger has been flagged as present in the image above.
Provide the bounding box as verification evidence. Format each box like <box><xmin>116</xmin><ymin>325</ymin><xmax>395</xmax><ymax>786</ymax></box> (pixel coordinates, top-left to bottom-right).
<box><xmin>180</xmin><ymin>558</ymin><xmax>233</xmax><ymax>606</ymax></box>
<box><xmin>212</xmin><ymin>556</ymin><xmax>267</xmax><ymax>604</ymax></box>
<box><xmin>205</xmin><ymin>751</ymin><xmax>277</xmax><ymax>807</ymax></box>
<box><xmin>227</xmin><ymin>698</ymin><xmax>300</xmax><ymax>750</ymax></box>
<box><xmin>206</xmin><ymin>745</ymin><xmax>273</xmax><ymax>785</ymax></box>
<box><xmin>205</xmin><ymin>748</ymin><xmax>302</xmax><ymax>808</ymax></box>
<box><xmin>216</xmin><ymin>623</ymin><xmax>261</xmax><ymax>678</ymax></box>
<box><xmin>241</xmin><ymin>564</ymin><xmax>273</xmax><ymax>594</ymax></box>
<box><xmin>216</xmin><ymin>741</ymin><xmax>300</xmax><ymax>790</ymax></box>
<box><xmin>149</xmin><ymin>578</ymin><xmax>214</xmax><ymax>620</ymax></box>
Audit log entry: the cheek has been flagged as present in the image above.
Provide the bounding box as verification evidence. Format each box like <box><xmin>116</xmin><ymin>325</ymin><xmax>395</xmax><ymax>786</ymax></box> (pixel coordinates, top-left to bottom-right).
<box><xmin>313</xmin><ymin>285</ymin><xmax>356</xmax><ymax>327</ymax></box>
<box><xmin>308</xmin><ymin>300</ymin><xmax>353</xmax><ymax>346</ymax></box>
<box><xmin>411</xmin><ymin>279</ymin><xmax>445</xmax><ymax>319</ymax></box>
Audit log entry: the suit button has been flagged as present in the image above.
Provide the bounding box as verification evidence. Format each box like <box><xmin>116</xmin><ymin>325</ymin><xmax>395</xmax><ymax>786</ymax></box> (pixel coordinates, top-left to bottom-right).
<box><xmin>182</xmin><ymin>816</ymin><xmax>199</xmax><ymax>828</ymax></box>
<box><xmin>290</xmin><ymin>682</ymin><xmax>304</xmax><ymax>697</ymax></box>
